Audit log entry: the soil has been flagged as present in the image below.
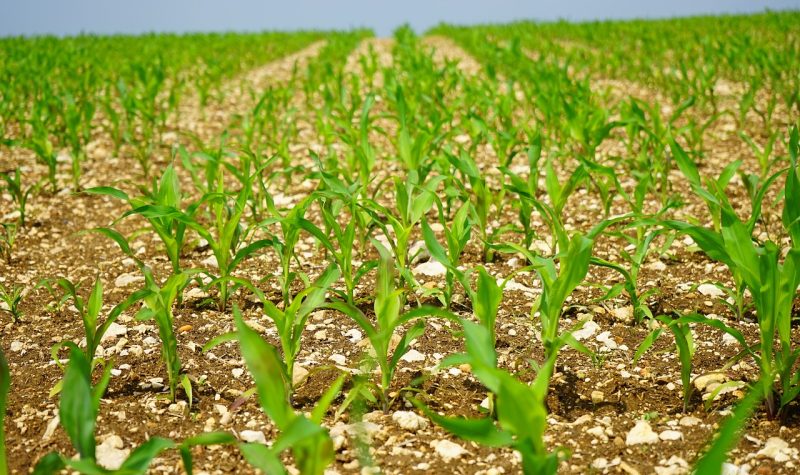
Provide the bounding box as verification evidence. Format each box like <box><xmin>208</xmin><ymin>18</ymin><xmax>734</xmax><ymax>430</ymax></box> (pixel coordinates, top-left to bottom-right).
<box><xmin>1</xmin><ymin>34</ymin><xmax>799</xmax><ymax>475</ymax></box>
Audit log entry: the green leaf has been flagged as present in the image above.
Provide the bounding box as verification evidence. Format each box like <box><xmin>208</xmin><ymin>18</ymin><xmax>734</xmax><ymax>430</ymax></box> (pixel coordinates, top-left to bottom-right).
<box><xmin>414</xmin><ymin>401</ymin><xmax>513</xmax><ymax>446</ymax></box>
<box><xmin>60</xmin><ymin>348</ymin><xmax>96</xmax><ymax>460</ymax></box>
<box><xmin>234</xmin><ymin>306</ymin><xmax>293</xmax><ymax>429</ymax></box>
<box><xmin>119</xmin><ymin>437</ymin><xmax>175</xmax><ymax>473</ymax></box>
<box><xmin>239</xmin><ymin>443</ymin><xmax>286</xmax><ymax>475</ymax></box>
<box><xmin>694</xmin><ymin>380</ymin><xmax>764</xmax><ymax>474</ymax></box>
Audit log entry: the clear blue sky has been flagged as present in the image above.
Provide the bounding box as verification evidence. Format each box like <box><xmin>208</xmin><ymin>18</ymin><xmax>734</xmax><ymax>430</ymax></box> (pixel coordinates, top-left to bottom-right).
<box><xmin>2</xmin><ymin>0</ymin><xmax>798</xmax><ymax>37</ymax></box>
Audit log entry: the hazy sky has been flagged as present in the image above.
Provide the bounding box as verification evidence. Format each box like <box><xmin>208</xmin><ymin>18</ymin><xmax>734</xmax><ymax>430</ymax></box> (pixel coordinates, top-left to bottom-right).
<box><xmin>2</xmin><ymin>1</ymin><xmax>798</xmax><ymax>37</ymax></box>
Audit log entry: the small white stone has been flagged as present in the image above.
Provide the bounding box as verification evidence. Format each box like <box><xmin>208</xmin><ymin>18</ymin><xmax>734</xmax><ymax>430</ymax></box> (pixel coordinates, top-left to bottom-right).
<box><xmin>611</xmin><ymin>306</ymin><xmax>633</xmax><ymax>323</ymax></box>
<box><xmin>625</xmin><ymin>420</ymin><xmax>659</xmax><ymax>445</ymax></box>
<box><xmin>400</xmin><ymin>349</ymin><xmax>425</xmax><ymax>363</ymax></box>
<box><xmin>329</xmin><ymin>354</ymin><xmax>347</xmax><ymax>366</ymax></box>
<box><xmin>572</xmin><ymin>320</ymin><xmax>599</xmax><ymax>341</ymax></box>
<box><xmin>344</xmin><ymin>328</ymin><xmax>363</xmax><ymax>343</ymax></box>
<box><xmin>659</xmin><ymin>430</ymin><xmax>683</xmax><ymax>441</ymax></box>
<box><xmin>96</xmin><ymin>435</ymin><xmax>130</xmax><ymax>470</ymax></box>
<box><xmin>679</xmin><ymin>416</ymin><xmax>702</xmax><ymax>427</ymax></box>
<box><xmin>101</xmin><ymin>323</ymin><xmax>128</xmax><ymax>342</ymax></box>
<box><xmin>313</xmin><ymin>329</ymin><xmax>327</xmax><ymax>340</ymax></box>
<box><xmin>9</xmin><ymin>341</ymin><xmax>23</xmax><ymax>352</ymax></box>
<box><xmin>591</xmin><ymin>391</ymin><xmax>605</xmax><ymax>403</ymax></box>
<box><xmin>596</xmin><ymin>331</ymin><xmax>618</xmax><ymax>350</ymax></box>
<box><xmin>757</xmin><ymin>437</ymin><xmax>797</xmax><ymax>462</ymax></box>
<box><xmin>413</xmin><ymin>260</ymin><xmax>447</xmax><ymax>277</ymax></box>
<box><xmin>240</xmin><ymin>430</ymin><xmax>267</xmax><ymax>444</ymax></box>
<box><xmin>431</xmin><ymin>439</ymin><xmax>467</xmax><ymax>461</ymax></box>
<box><xmin>292</xmin><ymin>364</ymin><xmax>309</xmax><ymax>386</ymax></box>
<box><xmin>392</xmin><ymin>411</ymin><xmax>429</xmax><ymax>431</ymax></box>
<box><xmin>201</xmin><ymin>255</ymin><xmax>218</xmax><ymax>268</ymax></box>
<box><xmin>722</xmin><ymin>333</ymin><xmax>738</xmax><ymax>346</ymax></box>
<box><xmin>114</xmin><ymin>273</ymin><xmax>143</xmax><ymax>288</ymax></box>
<box><xmin>232</xmin><ymin>368</ymin><xmax>244</xmax><ymax>378</ymax></box>
<box><xmin>694</xmin><ymin>373</ymin><xmax>726</xmax><ymax>391</ymax></box>
<box><xmin>697</xmin><ymin>283</ymin><xmax>725</xmax><ymax>298</ymax></box>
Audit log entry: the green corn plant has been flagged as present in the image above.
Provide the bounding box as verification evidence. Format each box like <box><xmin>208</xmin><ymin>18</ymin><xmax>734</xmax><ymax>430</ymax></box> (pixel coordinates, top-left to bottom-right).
<box><xmin>0</xmin><ymin>347</ymin><xmax>8</xmax><ymax>475</ymax></box>
<box><xmin>136</xmin><ymin>267</ymin><xmax>194</xmax><ymax>402</ymax></box>
<box><xmin>311</xmin><ymin>195</ymin><xmax>377</xmax><ymax>305</ymax></box>
<box><xmin>739</xmin><ymin>130</ymin><xmax>780</xmax><ymax>180</ymax></box>
<box><xmin>416</xmin><ymin>320</ymin><xmax>567</xmax><ymax>474</ymax></box>
<box><xmin>326</xmin><ymin>241</ymin><xmax>454</xmax><ymax>412</ymax></box>
<box><xmin>31</xmin><ymin>347</ymin><xmax>170</xmax><ymax>474</ymax></box>
<box><xmin>669</xmin><ymin>138</ymin><xmax>785</xmax><ymax>319</ymax></box>
<box><xmin>234</xmin><ymin>306</ymin><xmax>344</xmax><ymax>475</ymax></box>
<box><xmin>635</xmin><ymin>313</ymin><xmax>747</xmax><ymax>412</ymax></box>
<box><xmin>195</xmin><ymin>165</ymin><xmax>274</xmax><ymax>310</ymax></box>
<box><xmin>590</xmin><ymin>227</ymin><xmax>668</xmax><ymax>323</ymax></box>
<box><xmin>33</xmin><ymin>347</ymin><xmax>231</xmax><ymax>475</ymax></box>
<box><xmin>2</xmin><ymin>168</ymin><xmax>38</xmax><ymax>228</ymax></box>
<box><xmin>86</xmin><ymin>163</ymin><xmax>193</xmax><ymax>275</ymax></box>
<box><xmin>446</xmin><ymin>150</ymin><xmax>500</xmax><ymax>261</ymax></box>
<box><xmin>419</xmin><ymin>200</ymin><xmax>471</xmax><ymax>309</ymax></box>
<box><xmin>362</xmin><ymin>171</ymin><xmax>445</xmax><ymax>285</ymax></box>
<box><xmin>25</xmin><ymin>114</ymin><xmax>59</xmax><ymax>192</ymax></box>
<box><xmin>62</xmin><ymin>93</ymin><xmax>95</xmax><ymax>190</ymax></box>
<box><xmin>257</xmin><ymin>196</ymin><xmax>321</xmax><ymax>308</ymax></box>
<box><xmin>259</xmin><ymin>264</ymin><xmax>339</xmax><ymax>394</ymax></box>
<box><xmin>664</xmin><ymin>127</ymin><xmax>800</xmax><ymax>417</ymax></box>
<box><xmin>44</xmin><ymin>277</ymin><xmax>145</xmax><ymax>396</ymax></box>
<box><xmin>422</xmin><ymin>219</ymin><xmax>504</xmax><ymax>344</ymax></box>
<box><xmin>0</xmin><ymin>223</ymin><xmax>16</xmax><ymax>264</ymax></box>
<box><xmin>0</xmin><ymin>283</ymin><xmax>24</xmax><ymax>323</ymax></box>
<box><xmin>499</xmin><ymin>136</ymin><xmax>544</xmax><ymax>251</ymax></box>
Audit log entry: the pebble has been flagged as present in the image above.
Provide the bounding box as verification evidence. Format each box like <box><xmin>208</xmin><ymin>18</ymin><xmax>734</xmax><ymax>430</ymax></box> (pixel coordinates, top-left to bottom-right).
<box><xmin>757</xmin><ymin>436</ymin><xmax>797</xmax><ymax>462</ymax></box>
<box><xmin>591</xmin><ymin>390</ymin><xmax>604</xmax><ymax>403</ymax></box>
<box><xmin>694</xmin><ymin>373</ymin><xmax>726</xmax><ymax>391</ymax></box>
<box><xmin>232</xmin><ymin>368</ymin><xmax>244</xmax><ymax>378</ymax></box>
<box><xmin>96</xmin><ymin>435</ymin><xmax>130</xmax><ymax>470</ymax></box>
<box><xmin>612</xmin><ymin>306</ymin><xmax>633</xmax><ymax>323</ymax></box>
<box><xmin>313</xmin><ymin>329</ymin><xmax>327</xmax><ymax>340</ymax></box>
<box><xmin>400</xmin><ymin>349</ymin><xmax>426</xmax><ymax>363</ymax></box>
<box><xmin>101</xmin><ymin>323</ymin><xmax>128</xmax><ymax>342</ymax></box>
<box><xmin>9</xmin><ymin>340</ymin><xmax>23</xmax><ymax>352</ymax></box>
<box><xmin>292</xmin><ymin>364</ymin><xmax>309</xmax><ymax>386</ymax></box>
<box><xmin>240</xmin><ymin>430</ymin><xmax>267</xmax><ymax>445</ymax></box>
<box><xmin>344</xmin><ymin>328</ymin><xmax>363</xmax><ymax>343</ymax></box>
<box><xmin>572</xmin><ymin>320</ymin><xmax>599</xmax><ymax>341</ymax></box>
<box><xmin>697</xmin><ymin>283</ymin><xmax>725</xmax><ymax>297</ymax></box>
<box><xmin>596</xmin><ymin>331</ymin><xmax>618</xmax><ymax>350</ymax></box>
<box><xmin>431</xmin><ymin>439</ymin><xmax>468</xmax><ymax>461</ymax></box>
<box><xmin>114</xmin><ymin>273</ymin><xmax>143</xmax><ymax>288</ymax></box>
<box><xmin>679</xmin><ymin>416</ymin><xmax>702</xmax><ymax>427</ymax></box>
<box><xmin>392</xmin><ymin>411</ymin><xmax>429</xmax><ymax>431</ymax></box>
<box><xmin>658</xmin><ymin>430</ymin><xmax>683</xmax><ymax>441</ymax></box>
<box><xmin>413</xmin><ymin>260</ymin><xmax>447</xmax><ymax>277</ymax></box>
<box><xmin>625</xmin><ymin>420</ymin><xmax>659</xmax><ymax>445</ymax></box>
<box><xmin>329</xmin><ymin>354</ymin><xmax>347</xmax><ymax>365</ymax></box>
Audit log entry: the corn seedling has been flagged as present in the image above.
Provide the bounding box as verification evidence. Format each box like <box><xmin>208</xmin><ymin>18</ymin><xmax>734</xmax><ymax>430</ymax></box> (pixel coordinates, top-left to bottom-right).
<box><xmin>326</xmin><ymin>241</ymin><xmax>454</xmax><ymax>411</ymax></box>
<box><xmin>136</xmin><ymin>267</ymin><xmax>194</xmax><ymax>402</ymax></box>
<box><xmin>0</xmin><ymin>283</ymin><xmax>24</xmax><ymax>323</ymax></box>
<box><xmin>0</xmin><ymin>223</ymin><xmax>16</xmax><ymax>264</ymax></box>
<box><xmin>44</xmin><ymin>277</ymin><xmax>145</xmax><ymax>396</ymax></box>
<box><xmin>665</xmin><ymin>127</ymin><xmax>800</xmax><ymax>418</ymax></box>
<box><xmin>417</xmin><ymin>320</ymin><xmax>567</xmax><ymax>474</ymax></box>
<box><xmin>234</xmin><ymin>306</ymin><xmax>344</xmax><ymax>475</ymax></box>
<box><xmin>2</xmin><ymin>168</ymin><xmax>38</xmax><ymax>228</ymax></box>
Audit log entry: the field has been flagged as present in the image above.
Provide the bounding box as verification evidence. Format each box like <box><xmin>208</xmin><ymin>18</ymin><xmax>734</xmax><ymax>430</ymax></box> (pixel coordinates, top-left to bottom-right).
<box><xmin>1</xmin><ymin>11</ymin><xmax>800</xmax><ymax>474</ymax></box>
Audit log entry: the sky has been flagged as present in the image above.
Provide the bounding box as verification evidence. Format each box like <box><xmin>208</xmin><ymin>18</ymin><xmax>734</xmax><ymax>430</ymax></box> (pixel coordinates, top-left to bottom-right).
<box><xmin>2</xmin><ymin>0</ymin><xmax>798</xmax><ymax>38</ymax></box>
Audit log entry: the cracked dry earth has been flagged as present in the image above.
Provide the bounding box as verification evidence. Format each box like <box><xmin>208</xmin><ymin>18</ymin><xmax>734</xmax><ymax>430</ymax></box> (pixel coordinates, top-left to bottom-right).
<box><xmin>1</xmin><ymin>34</ymin><xmax>800</xmax><ymax>475</ymax></box>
